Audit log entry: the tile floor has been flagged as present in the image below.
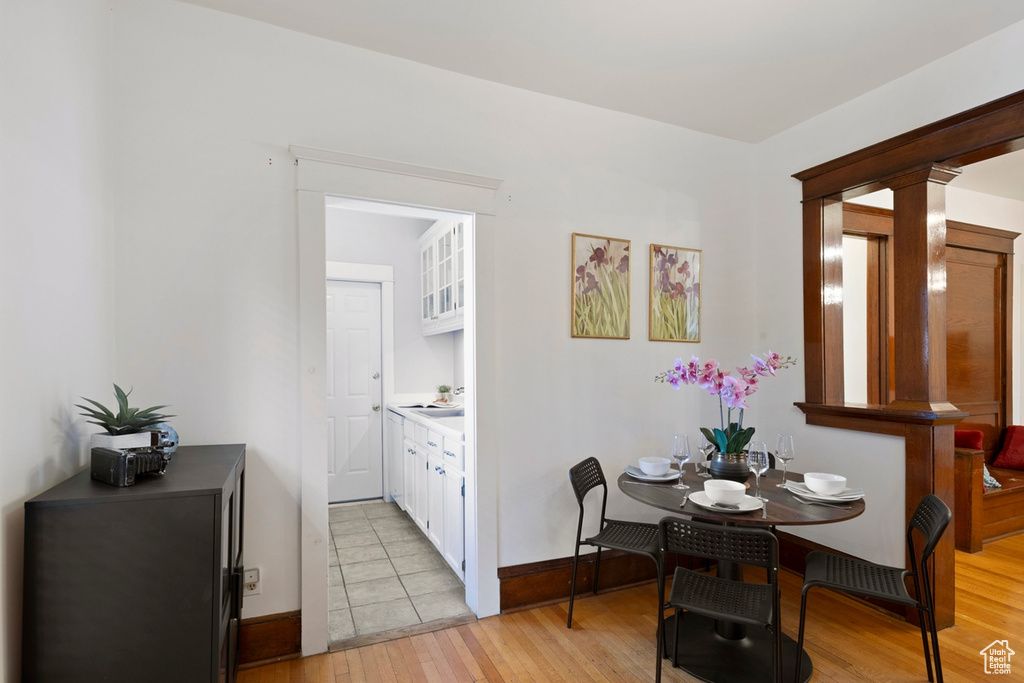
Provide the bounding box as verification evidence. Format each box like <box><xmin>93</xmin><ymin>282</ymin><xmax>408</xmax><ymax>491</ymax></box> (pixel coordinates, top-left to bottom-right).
<box><xmin>327</xmin><ymin>499</ymin><xmax>472</xmax><ymax>648</ymax></box>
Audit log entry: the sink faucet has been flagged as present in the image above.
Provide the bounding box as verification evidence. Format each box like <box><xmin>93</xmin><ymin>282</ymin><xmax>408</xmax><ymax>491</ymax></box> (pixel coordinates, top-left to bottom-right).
<box><xmin>453</xmin><ymin>387</ymin><xmax>465</xmax><ymax>395</ymax></box>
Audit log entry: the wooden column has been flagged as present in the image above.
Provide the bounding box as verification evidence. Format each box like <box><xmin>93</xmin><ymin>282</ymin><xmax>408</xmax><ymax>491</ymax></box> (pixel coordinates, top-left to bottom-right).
<box><xmin>885</xmin><ymin>164</ymin><xmax>961</xmax><ymax>628</ymax></box>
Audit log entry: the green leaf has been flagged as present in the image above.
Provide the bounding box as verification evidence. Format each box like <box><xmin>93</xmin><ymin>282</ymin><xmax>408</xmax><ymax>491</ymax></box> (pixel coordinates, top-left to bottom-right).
<box><xmin>76</xmin><ymin>398</ymin><xmax>115</xmax><ymax>421</ymax></box>
<box><xmin>113</xmin><ymin>383</ymin><xmax>131</xmax><ymax>415</ymax></box>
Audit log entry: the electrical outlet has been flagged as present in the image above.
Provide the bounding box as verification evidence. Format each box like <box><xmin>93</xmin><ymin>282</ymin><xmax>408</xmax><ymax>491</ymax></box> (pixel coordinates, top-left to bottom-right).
<box><xmin>243</xmin><ymin>567</ymin><xmax>260</xmax><ymax>596</ymax></box>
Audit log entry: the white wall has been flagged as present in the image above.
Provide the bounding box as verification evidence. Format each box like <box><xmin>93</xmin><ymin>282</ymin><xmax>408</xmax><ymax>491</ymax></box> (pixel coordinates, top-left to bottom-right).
<box><xmin>0</xmin><ymin>1</ymin><xmax>115</xmax><ymax>678</ymax></box>
<box><xmin>755</xmin><ymin>19</ymin><xmax>1024</xmax><ymax>565</ymax></box>
<box><xmin>104</xmin><ymin>0</ymin><xmax>752</xmax><ymax>620</ymax></box>
<box><xmin>7</xmin><ymin>1</ymin><xmax>1024</xmax><ymax>666</ymax></box>
<box><xmin>842</xmin><ymin>236</ymin><xmax>869</xmax><ymax>404</ymax></box>
<box><xmin>325</xmin><ymin>208</ymin><xmax>456</xmax><ymax>393</ymax></box>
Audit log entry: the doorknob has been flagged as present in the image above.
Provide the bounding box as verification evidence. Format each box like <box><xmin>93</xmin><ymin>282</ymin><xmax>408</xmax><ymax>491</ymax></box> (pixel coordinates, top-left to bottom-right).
<box><xmin>372</xmin><ymin>372</ymin><xmax>380</xmax><ymax>380</ymax></box>
<box><xmin>372</xmin><ymin>404</ymin><xmax>381</xmax><ymax>411</ymax></box>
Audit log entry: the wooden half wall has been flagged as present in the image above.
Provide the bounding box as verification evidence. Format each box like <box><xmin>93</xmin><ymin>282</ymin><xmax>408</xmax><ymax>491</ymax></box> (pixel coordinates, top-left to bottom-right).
<box><xmin>794</xmin><ymin>88</ymin><xmax>1024</xmax><ymax>629</ymax></box>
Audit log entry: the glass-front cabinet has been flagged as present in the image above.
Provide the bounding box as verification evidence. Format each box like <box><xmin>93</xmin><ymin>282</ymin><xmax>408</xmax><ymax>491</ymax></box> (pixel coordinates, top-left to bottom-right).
<box><xmin>420</xmin><ymin>218</ymin><xmax>466</xmax><ymax>335</ymax></box>
<box><xmin>420</xmin><ymin>240</ymin><xmax>436</xmax><ymax>327</ymax></box>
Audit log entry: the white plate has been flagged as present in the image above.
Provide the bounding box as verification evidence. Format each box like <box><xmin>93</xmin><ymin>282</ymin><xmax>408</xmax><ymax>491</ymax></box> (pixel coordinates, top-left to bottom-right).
<box><xmin>785</xmin><ymin>482</ymin><xmax>864</xmax><ymax>502</ymax></box>
<box><xmin>624</xmin><ymin>465</ymin><xmax>680</xmax><ymax>482</ymax></box>
<box><xmin>688</xmin><ymin>491</ymin><xmax>763</xmax><ymax>513</ymax></box>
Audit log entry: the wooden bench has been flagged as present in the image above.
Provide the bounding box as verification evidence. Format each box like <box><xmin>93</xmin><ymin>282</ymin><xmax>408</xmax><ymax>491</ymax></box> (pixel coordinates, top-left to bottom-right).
<box><xmin>954</xmin><ymin>448</ymin><xmax>1024</xmax><ymax>552</ymax></box>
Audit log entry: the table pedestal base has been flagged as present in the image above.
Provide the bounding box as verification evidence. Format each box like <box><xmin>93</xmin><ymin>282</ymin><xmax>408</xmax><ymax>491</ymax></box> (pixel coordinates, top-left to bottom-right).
<box><xmin>662</xmin><ymin>614</ymin><xmax>811</xmax><ymax>682</ymax></box>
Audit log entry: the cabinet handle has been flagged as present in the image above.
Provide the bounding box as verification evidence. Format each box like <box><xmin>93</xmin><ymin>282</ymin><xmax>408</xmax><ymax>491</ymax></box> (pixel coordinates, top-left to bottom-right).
<box><xmin>444</xmin><ymin>450</ymin><xmax>455</xmax><ymax>458</ymax></box>
<box><xmin>435</xmin><ymin>466</ymin><xmax>445</xmax><ymax>475</ymax></box>
<box><xmin>428</xmin><ymin>441</ymin><xmax>438</xmax><ymax>447</ymax></box>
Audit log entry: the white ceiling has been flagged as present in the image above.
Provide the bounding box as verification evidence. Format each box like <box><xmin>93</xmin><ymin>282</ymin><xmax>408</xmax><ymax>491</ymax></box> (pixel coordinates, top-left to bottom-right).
<box><xmin>179</xmin><ymin>0</ymin><xmax>1024</xmax><ymax>143</ymax></box>
<box><xmin>177</xmin><ymin>0</ymin><xmax>1024</xmax><ymax>200</ymax></box>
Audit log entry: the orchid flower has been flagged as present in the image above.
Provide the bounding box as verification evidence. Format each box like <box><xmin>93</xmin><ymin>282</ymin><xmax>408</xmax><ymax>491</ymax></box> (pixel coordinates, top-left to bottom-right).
<box><xmin>655</xmin><ymin>350</ymin><xmax>797</xmax><ymax>453</ymax></box>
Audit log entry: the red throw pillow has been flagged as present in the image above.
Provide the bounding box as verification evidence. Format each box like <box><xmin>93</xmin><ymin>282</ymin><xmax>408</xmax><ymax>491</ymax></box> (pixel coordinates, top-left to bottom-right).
<box><xmin>992</xmin><ymin>426</ymin><xmax>1024</xmax><ymax>470</ymax></box>
<box><xmin>954</xmin><ymin>430</ymin><xmax>984</xmax><ymax>451</ymax></box>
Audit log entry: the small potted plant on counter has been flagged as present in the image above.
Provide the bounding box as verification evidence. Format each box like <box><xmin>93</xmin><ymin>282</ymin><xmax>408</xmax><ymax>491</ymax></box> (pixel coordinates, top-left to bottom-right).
<box><xmin>437</xmin><ymin>384</ymin><xmax>453</xmax><ymax>404</ymax></box>
<box><xmin>77</xmin><ymin>384</ymin><xmax>174</xmax><ymax>450</ymax></box>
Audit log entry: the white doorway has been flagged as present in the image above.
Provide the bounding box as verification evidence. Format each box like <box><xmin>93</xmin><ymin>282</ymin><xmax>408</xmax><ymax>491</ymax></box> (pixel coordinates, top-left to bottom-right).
<box><xmin>295</xmin><ymin>146</ymin><xmax>502</xmax><ymax>656</ymax></box>
<box><xmin>326</xmin><ymin>279</ymin><xmax>383</xmax><ymax>503</ymax></box>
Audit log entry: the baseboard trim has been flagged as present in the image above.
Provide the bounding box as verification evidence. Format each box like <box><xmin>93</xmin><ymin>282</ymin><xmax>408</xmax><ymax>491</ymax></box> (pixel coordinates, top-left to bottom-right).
<box><xmin>239</xmin><ymin>610</ymin><xmax>302</xmax><ymax>667</ymax></box>
<box><xmin>498</xmin><ymin>549</ymin><xmax>691</xmax><ymax>612</ymax></box>
<box><xmin>498</xmin><ymin>533</ymin><xmax>903</xmax><ymax>616</ymax></box>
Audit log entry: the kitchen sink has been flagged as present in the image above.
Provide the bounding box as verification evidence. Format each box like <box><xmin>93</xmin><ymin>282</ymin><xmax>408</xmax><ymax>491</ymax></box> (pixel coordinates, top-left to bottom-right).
<box><xmin>410</xmin><ymin>407</ymin><xmax>465</xmax><ymax>418</ymax></box>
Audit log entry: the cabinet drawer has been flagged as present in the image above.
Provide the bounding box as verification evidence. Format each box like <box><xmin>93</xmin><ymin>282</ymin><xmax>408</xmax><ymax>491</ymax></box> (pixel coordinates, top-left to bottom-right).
<box><xmin>425</xmin><ymin>430</ymin><xmax>443</xmax><ymax>457</ymax></box>
<box><xmin>442</xmin><ymin>436</ymin><xmax>464</xmax><ymax>470</ymax></box>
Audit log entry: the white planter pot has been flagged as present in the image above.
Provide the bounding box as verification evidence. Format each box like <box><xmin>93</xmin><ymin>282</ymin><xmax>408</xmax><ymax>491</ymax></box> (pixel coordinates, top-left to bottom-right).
<box><xmin>90</xmin><ymin>432</ymin><xmax>154</xmax><ymax>450</ymax></box>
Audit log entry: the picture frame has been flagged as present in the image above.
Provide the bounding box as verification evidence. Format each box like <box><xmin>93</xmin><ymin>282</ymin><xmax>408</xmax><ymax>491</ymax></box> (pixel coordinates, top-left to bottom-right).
<box><xmin>571</xmin><ymin>233</ymin><xmax>630</xmax><ymax>339</ymax></box>
<box><xmin>649</xmin><ymin>244</ymin><xmax>701</xmax><ymax>342</ymax></box>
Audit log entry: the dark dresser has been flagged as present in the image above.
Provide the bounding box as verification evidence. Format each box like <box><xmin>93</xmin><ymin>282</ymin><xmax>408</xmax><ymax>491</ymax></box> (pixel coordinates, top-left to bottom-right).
<box><xmin>22</xmin><ymin>444</ymin><xmax>246</xmax><ymax>683</ymax></box>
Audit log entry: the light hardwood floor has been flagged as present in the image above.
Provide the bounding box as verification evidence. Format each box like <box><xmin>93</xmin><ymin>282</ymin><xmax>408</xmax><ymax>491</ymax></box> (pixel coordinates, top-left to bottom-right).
<box><xmin>238</xmin><ymin>533</ymin><xmax>1024</xmax><ymax>682</ymax></box>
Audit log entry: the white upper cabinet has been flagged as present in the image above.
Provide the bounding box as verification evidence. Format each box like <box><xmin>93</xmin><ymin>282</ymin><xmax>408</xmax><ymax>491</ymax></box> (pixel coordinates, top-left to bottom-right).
<box><xmin>420</xmin><ymin>239</ymin><xmax>436</xmax><ymax>327</ymax></box>
<box><xmin>420</xmin><ymin>218</ymin><xmax>466</xmax><ymax>335</ymax></box>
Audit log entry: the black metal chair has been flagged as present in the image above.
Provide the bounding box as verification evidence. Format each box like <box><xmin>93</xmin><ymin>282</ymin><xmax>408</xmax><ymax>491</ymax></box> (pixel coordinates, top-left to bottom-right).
<box><xmin>795</xmin><ymin>493</ymin><xmax>952</xmax><ymax>683</ymax></box>
<box><xmin>566</xmin><ymin>457</ymin><xmax>660</xmax><ymax>628</ymax></box>
<box><xmin>656</xmin><ymin>517</ymin><xmax>781</xmax><ymax>683</ymax></box>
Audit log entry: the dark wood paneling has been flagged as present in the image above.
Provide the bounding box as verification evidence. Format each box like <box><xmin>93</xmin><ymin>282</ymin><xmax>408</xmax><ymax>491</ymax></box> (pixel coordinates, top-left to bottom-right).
<box><xmin>238</xmin><ymin>611</ymin><xmax>302</xmax><ymax>667</ymax></box>
<box><xmin>954</xmin><ymin>449</ymin><xmax>985</xmax><ymax>552</ymax></box>
<box><xmin>498</xmin><ymin>550</ymin><xmax>677</xmax><ymax>612</ymax></box>
<box><xmin>499</xmin><ymin>533</ymin><xmax>905</xmax><ymax>618</ymax></box>
<box><xmin>794</xmin><ymin>89</ymin><xmax>1024</xmax><ymax>200</ymax></box>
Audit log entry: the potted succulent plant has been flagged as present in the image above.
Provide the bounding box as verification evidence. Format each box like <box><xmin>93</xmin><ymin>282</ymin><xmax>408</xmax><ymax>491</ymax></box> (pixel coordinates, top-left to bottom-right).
<box><xmin>437</xmin><ymin>384</ymin><xmax>453</xmax><ymax>403</ymax></box>
<box><xmin>77</xmin><ymin>384</ymin><xmax>174</xmax><ymax>450</ymax></box>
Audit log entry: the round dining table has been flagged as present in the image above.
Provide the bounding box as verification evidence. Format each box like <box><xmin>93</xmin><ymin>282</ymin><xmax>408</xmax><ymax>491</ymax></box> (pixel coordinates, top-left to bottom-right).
<box><xmin>618</xmin><ymin>466</ymin><xmax>865</xmax><ymax>683</ymax></box>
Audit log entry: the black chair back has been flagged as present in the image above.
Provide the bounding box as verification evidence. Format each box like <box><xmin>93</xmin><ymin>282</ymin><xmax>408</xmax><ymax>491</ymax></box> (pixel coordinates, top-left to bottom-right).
<box><xmin>909</xmin><ymin>493</ymin><xmax>953</xmax><ymax>564</ymax></box>
<box><xmin>569</xmin><ymin>456</ymin><xmax>606</xmax><ymax>504</ymax></box>
<box><xmin>569</xmin><ymin>456</ymin><xmax>609</xmax><ymax>523</ymax></box>
<box><xmin>661</xmin><ymin>517</ymin><xmax>777</xmax><ymax>570</ymax></box>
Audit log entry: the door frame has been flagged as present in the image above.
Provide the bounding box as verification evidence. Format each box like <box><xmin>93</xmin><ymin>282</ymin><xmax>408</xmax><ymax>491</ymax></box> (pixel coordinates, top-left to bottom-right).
<box><xmin>293</xmin><ymin>145</ymin><xmax>503</xmax><ymax>655</ymax></box>
<box><xmin>327</xmin><ymin>264</ymin><xmax>395</xmax><ymax>502</ymax></box>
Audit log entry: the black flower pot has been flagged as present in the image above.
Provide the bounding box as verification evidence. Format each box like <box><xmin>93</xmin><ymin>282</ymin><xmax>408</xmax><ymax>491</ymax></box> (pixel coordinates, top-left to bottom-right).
<box><xmin>708</xmin><ymin>452</ymin><xmax>751</xmax><ymax>483</ymax></box>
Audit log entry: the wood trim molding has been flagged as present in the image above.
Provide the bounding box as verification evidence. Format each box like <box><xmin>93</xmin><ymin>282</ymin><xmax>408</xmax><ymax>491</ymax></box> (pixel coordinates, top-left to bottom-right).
<box><xmin>498</xmin><ymin>550</ymin><xmax>673</xmax><ymax>613</ymax></box>
<box><xmin>239</xmin><ymin>610</ymin><xmax>302</xmax><ymax>668</ymax></box>
<box><xmin>498</xmin><ymin>533</ymin><xmax>904</xmax><ymax>617</ymax></box>
<box><xmin>793</xmin><ymin>89</ymin><xmax>1024</xmax><ymax>200</ymax></box>
<box><xmin>794</xmin><ymin>88</ymin><xmax>1024</xmax><ymax>630</ymax></box>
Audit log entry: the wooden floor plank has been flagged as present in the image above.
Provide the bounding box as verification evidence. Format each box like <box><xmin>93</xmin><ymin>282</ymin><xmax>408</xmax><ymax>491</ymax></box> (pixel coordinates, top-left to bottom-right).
<box><xmin>454</xmin><ymin>623</ymin><xmax>505</xmax><ymax>682</ymax></box>
<box><xmin>395</xmin><ymin>637</ymin><xmax>431</xmax><ymax>683</ymax></box>
<box><xmin>239</xmin><ymin>533</ymin><xmax>1024</xmax><ymax>682</ymax></box>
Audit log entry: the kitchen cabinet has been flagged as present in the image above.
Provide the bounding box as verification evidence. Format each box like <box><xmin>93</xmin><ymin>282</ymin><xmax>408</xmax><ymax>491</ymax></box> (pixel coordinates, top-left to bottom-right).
<box><xmin>442</xmin><ymin>466</ymin><xmax>465</xmax><ymax>575</ymax></box>
<box><xmin>386</xmin><ymin>411</ymin><xmax>405</xmax><ymax>510</ymax></box>
<box><xmin>412</xmin><ymin>439</ymin><xmax>429</xmax><ymax>533</ymax></box>
<box><xmin>407</xmin><ymin>417</ymin><xmax>465</xmax><ymax>579</ymax></box>
<box><xmin>420</xmin><ymin>218</ymin><xmax>467</xmax><ymax>335</ymax></box>
<box><xmin>403</xmin><ymin>436</ymin><xmax>418</xmax><ymax>519</ymax></box>
<box><xmin>427</xmin><ymin>456</ymin><xmax>446</xmax><ymax>549</ymax></box>
<box><xmin>22</xmin><ymin>444</ymin><xmax>246</xmax><ymax>683</ymax></box>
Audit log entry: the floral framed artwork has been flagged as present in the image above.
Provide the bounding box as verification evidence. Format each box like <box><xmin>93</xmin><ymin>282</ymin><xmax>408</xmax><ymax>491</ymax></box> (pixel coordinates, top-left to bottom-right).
<box><xmin>649</xmin><ymin>244</ymin><xmax>701</xmax><ymax>342</ymax></box>
<box><xmin>571</xmin><ymin>233</ymin><xmax>630</xmax><ymax>339</ymax></box>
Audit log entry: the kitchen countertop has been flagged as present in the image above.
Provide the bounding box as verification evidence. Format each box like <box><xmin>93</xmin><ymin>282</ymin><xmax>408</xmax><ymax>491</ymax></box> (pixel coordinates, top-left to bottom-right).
<box><xmin>387</xmin><ymin>403</ymin><xmax>465</xmax><ymax>441</ymax></box>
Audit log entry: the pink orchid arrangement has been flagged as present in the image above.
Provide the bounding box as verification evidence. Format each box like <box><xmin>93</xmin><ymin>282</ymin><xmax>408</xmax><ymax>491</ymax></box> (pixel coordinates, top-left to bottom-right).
<box><xmin>656</xmin><ymin>351</ymin><xmax>797</xmax><ymax>453</ymax></box>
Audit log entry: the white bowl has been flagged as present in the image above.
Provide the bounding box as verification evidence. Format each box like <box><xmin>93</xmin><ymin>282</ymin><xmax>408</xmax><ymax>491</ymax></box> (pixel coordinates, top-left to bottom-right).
<box><xmin>703</xmin><ymin>479</ymin><xmax>746</xmax><ymax>505</ymax></box>
<box><xmin>804</xmin><ymin>472</ymin><xmax>847</xmax><ymax>496</ymax></box>
<box><xmin>639</xmin><ymin>457</ymin><xmax>671</xmax><ymax>476</ymax></box>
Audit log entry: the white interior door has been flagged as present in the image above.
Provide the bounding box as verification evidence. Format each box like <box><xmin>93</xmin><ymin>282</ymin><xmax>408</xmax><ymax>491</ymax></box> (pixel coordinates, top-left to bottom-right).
<box><xmin>327</xmin><ymin>280</ymin><xmax>383</xmax><ymax>503</ymax></box>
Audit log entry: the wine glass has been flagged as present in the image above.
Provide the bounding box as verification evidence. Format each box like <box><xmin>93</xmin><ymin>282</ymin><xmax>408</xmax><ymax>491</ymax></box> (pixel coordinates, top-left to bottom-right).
<box><xmin>775</xmin><ymin>433</ymin><xmax>795</xmax><ymax>487</ymax></box>
<box><xmin>747</xmin><ymin>442</ymin><xmax>769</xmax><ymax>499</ymax></box>
<box><xmin>671</xmin><ymin>434</ymin><xmax>691</xmax><ymax>490</ymax></box>
<box><xmin>696</xmin><ymin>434</ymin><xmax>714</xmax><ymax>477</ymax></box>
